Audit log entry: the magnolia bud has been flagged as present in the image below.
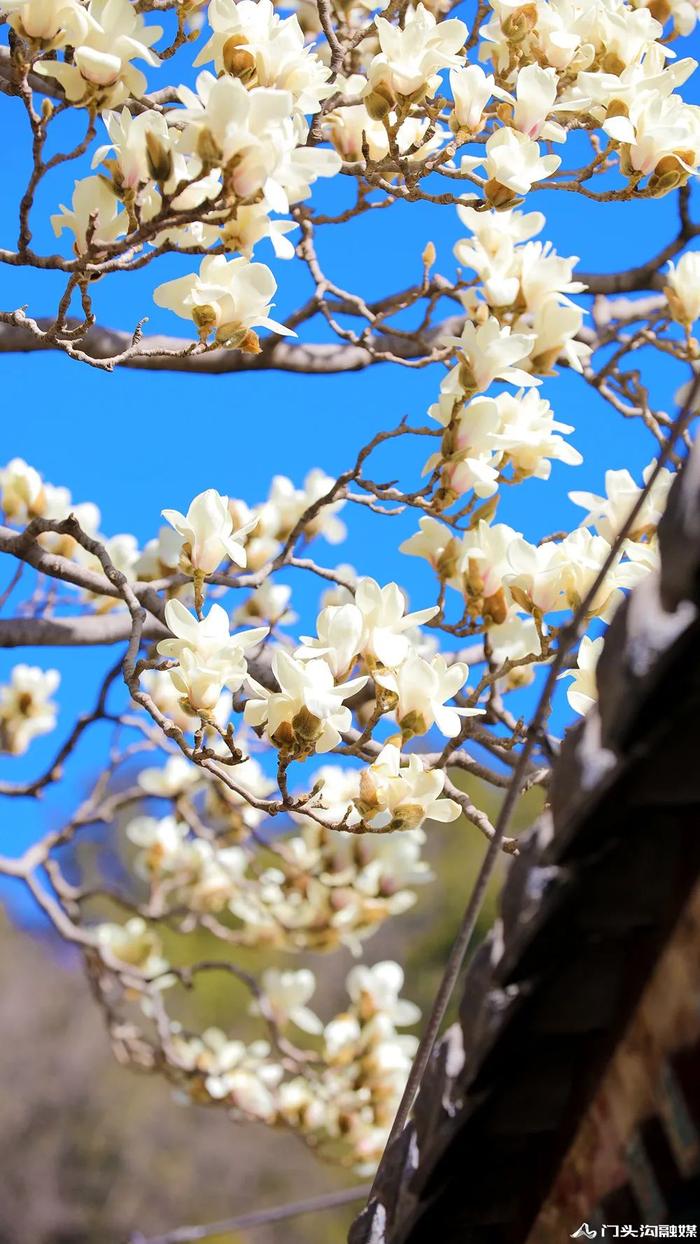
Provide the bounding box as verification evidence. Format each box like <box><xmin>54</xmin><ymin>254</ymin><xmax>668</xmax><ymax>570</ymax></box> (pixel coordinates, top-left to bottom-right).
<box><xmin>484</xmin><ymin>177</ymin><xmax>519</xmax><ymax>209</ymax></box>
<box><xmin>502</xmin><ymin>4</ymin><xmax>537</xmax><ymax>42</ymax></box>
<box><xmin>145</xmin><ymin>129</ymin><xmax>173</xmax><ymax>184</ymax></box>
<box><xmin>192</xmin><ymin>303</ymin><xmax>219</xmax><ymax>337</ymax></box>
<box><xmin>421</xmin><ymin>240</ymin><xmax>436</xmax><ymax>269</ymax></box>
<box><xmin>483</xmin><ymin>588</ymin><xmax>508</xmax><ymax>625</ymax></box>
<box><xmin>601</xmin><ymin>51</ymin><xmax>625</xmax><ymax>75</ymax></box>
<box><xmin>605</xmin><ymin>99</ymin><xmax>629</xmax><ymax>120</ymax></box>
<box><xmin>390</xmin><ymin>803</ymin><xmax>426</xmax><ymax>831</ymax></box>
<box><xmin>399</xmin><ymin>709</ymin><xmax>428</xmax><ymax>741</ymax></box>
<box><xmin>196</xmin><ymin>127</ymin><xmax>223</xmax><ymax>168</ymax></box>
<box><xmin>358</xmin><ymin>769</ymin><xmax>379</xmax><ymax>812</ymax></box>
<box><xmin>457</xmin><ymin>356</ymin><xmax>478</xmax><ymax>395</ymax></box>
<box><xmin>529</xmin><ymin>346</ymin><xmax>561</xmax><ymax>375</ymax></box>
<box><xmin>509</xmin><ymin>583</ymin><xmax>533</xmax><ymax>613</ymax></box>
<box><xmin>647</xmin><ymin>153</ymin><xmax>692</xmax><ymax>198</ymax></box>
<box><xmin>365</xmin><ymin>83</ymin><xmax>394</xmax><ymax>121</ymax></box>
<box><xmin>239</xmin><ymin>329</ymin><xmax>262</xmax><ymax>355</ymax></box>
<box><xmin>436</xmin><ymin>537</ymin><xmax>461</xmax><ymax>580</ymax></box>
<box><xmin>292</xmin><ymin>706</ymin><xmax>323</xmax><ymax>745</ymax></box>
<box><xmin>433</xmin><ymin>481</ymin><xmax>459</xmax><ymax>513</ymax></box>
<box><xmin>216</xmin><ymin>321</ymin><xmax>248</xmax><ymax>348</ymax></box>
<box><xmin>223</xmin><ymin>35</ymin><xmax>256</xmax><ymax>83</ymax></box>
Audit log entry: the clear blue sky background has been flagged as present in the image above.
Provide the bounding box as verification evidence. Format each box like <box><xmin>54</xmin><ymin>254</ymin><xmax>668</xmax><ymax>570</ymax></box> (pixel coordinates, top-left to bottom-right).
<box><xmin>2</xmin><ymin>21</ymin><xmax>700</xmax><ymax>921</ymax></box>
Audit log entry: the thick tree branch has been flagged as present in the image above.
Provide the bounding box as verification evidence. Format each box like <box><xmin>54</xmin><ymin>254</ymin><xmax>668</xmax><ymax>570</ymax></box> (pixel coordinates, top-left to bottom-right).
<box><xmin>0</xmin><ymin>524</ymin><xmax>166</xmax><ymax>619</ymax></box>
<box><xmin>578</xmin><ymin>188</ymin><xmax>700</xmax><ymax>295</ymax></box>
<box><xmin>0</xmin><ymin>313</ymin><xmax>596</xmax><ymax>374</ymax></box>
<box><xmin>0</xmin><ymin>614</ymin><xmax>168</xmax><ymax>647</ymax></box>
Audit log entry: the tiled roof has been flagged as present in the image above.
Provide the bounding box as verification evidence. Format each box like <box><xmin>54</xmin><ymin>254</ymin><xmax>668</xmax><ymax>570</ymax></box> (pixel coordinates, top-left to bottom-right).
<box><xmin>350</xmin><ymin>443</ymin><xmax>700</xmax><ymax>1244</ymax></box>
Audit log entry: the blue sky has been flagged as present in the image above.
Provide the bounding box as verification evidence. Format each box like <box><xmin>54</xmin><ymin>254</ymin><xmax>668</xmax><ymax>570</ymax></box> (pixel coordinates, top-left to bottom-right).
<box><xmin>2</xmin><ymin>21</ymin><xmax>700</xmax><ymax>920</ymax></box>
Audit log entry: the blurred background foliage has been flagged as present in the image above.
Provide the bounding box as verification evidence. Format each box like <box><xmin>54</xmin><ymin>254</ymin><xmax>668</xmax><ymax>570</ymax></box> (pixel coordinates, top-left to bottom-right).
<box><xmin>0</xmin><ymin>770</ymin><xmax>543</xmax><ymax>1243</ymax></box>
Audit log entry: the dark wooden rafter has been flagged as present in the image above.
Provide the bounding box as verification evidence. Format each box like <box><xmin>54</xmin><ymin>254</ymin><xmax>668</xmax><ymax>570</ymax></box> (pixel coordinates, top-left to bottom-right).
<box><xmin>350</xmin><ymin>442</ymin><xmax>700</xmax><ymax>1244</ymax></box>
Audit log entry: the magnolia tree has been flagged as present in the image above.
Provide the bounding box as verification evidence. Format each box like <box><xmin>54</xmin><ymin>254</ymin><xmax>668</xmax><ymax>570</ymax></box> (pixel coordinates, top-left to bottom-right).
<box><xmin>1</xmin><ymin>0</ymin><xmax>700</xmax><ymax>1230</ymax></box>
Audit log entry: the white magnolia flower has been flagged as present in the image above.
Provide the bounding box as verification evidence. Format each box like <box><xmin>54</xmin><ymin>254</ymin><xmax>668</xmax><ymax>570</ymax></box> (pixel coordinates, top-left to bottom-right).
<box><xmin>219</xmin><ymin>204</ymin><xmax>297</xmax><ymax>261</ymax></box>
<box><xmin>506</xmin><ymin>529</ymin><xmax>621</xmax><ymax>618</ymax></box>
<box><xmin>461</xmin><ymin>519</ymin><xmax>519</xmax><ymax>607</ymax></box>
<box><xmin>36</xmin><ymin>0</ymin><xmax>162</xmax><ymax>108</ymax></box>
<box><xmin>51</xmin><ymin>176</ymin><xmax>125</xmax><ymax>252</ymax></box>
<box><xmin>491</xmin><ymin>389</ymin><xmax>582</xmax><ymax>479</ymax></box>
<box><xmin>603</xmin><ymin>90</ymin><xmax>700</xmax><ymax>187</ymax></box>
<box><xmin>487</xmin><ymin>611</ymin><xmax>543</xmax><ymax>689</ymax></box>
<box><xmin>2</xmin><ymin>0</ymin><xmax>89</xmax><ymax>46</ymax></box>
<box><xmin>127</xmin><ymin>814</ymin><xmax>248</xmax><ymax>908</ymax></box>
<box><xmin>162</xmin><ymin>488</ymin><xmax>257</xmax><ymax>575</ymax></box>
<box><xmin>555</xmin><ymin>528</ymin><xmax>622</xmax><ymax>619</ymax></box>
<box><xmin>233</xmin><ymin>581</ymin><xmax>296</xmax><ymax>627</ymax></box>
<box><xmin>126</xmin><ymin>813</ymin><xmax>190</xmax><ymax>871</ymax></box>
<box><xmin>569</xmin><ymin>462</ymin><xmax>674</xmax><ymax>541</ymax></box>
<box><xmin>561</xmin><ymin>633</ymin><xmax>604</xmax><ymax>715</ymax></box>
<box><xmin>253</xmin><ymin>968</ymin><xmax>323</xmax><ymax>1034</ymax></box>
<box><xmin>355</xmin><ymin>743</ymin><xmax>460</xmax><ymax>831</ymax></box>
<box><xmin>504</xmin><ymin>536</ymin><xmax>567</xmax><ymax>614</ymax></box>
<box><xmin>456</xmin><ymin>203</ymin><xmax>545</xmax><ymax>250</ymax></box>
<box><xmin>134</xmin><ymin>525</ymin><xmax>183</xmax><ymax>580</ymax></box>
<box><xmin>259</xmin><ymin>469</ymin><xmax>347</xmax><ymax>545</ymax></box>
<box><xmin>426</xmin><ymin>387</ymin><xmax>581</xmax><ymax>502</ymax></box>
<box><xmin>140</xmin><ymin>668</ymin><xmax>232</xmax><ymax>732</ymax></box>
<box><xmin>95</xmin><ymin>916</ymin><xmax>169</xmax><ymax>976</ymax></box>
<box><xmin>365</xmin><ymin>3</ymin><xmax>466</xmax><ymax>110</ymax></box>
<box><xmin>320</xmin><ymin>564</ymin><xmax>357</xmax><ymax>609</ymax></box>
<box><xmin>617</xmin><ymin>536</ymin><xmax>660</xmax><ymax>589</ymax></box>
<box><xmin>0</xmin><ymin>457</ymin><xmax>45</xmax><ymax>521</ymax></box>
<box><xmin>323</xmin><ymin>85</ymin><xmax>392</xmax><ymax>162</ymax></box>
<box><xmin>353</xmin><ymin>577</ymin><xmax>438</xmax><ymax>668</ymax></box>
<box><xmin>298</xmin><ymin>578</ymin><xmax>437</xmax><ymax>674</ymax></box>
<box><xmin>138</xmin><ymin>755</ymin><xmax>200</xmax><ymax>797</ymax></box>
<box><xmin>525</xmin><ymin>299</ymin><xmax>590</xmax><ymax>373</ymax></box>
<box><xmin>346</xmin><ymin>960</ymin><xmax>420</xmax><ymax>1027</ymax></box>
<box><xmin>517</xmin><ymin>241</ymin><xmax>587</xmax><ymax>312</ymax></box>
<box><xmin>78</xmin><ymin>532</ymin><xmax>140</xmax><ymax>611</ymax></box>
<box><xmin>296</xmin><ymin>602</ymin><xmax>364</xmax><ymax>677</ymax></box>
<box><xmin>0</xmin><ymin>664</ymin><xmax>60</xmax><ymax>755</ymax></box>
<box><xmin>154</xmin><ymin>254</ymin><xmax>294</xmax><ymax>347</ymax></box>
<box><xmin>324</xmin><ymin>82</ymin><xmax>446</xmax><ymax>163</ymax></box>
<box><xmin>399</xmin><ymin>516</ymin><xmax>464</xmax><ymax>584</ymax></box>
<box><xmin>665</xmin><ymin>252</ymin><xmax>700</xmax><ymax>326</ymax></box>
<box><xmin>176</xmin><ymin>72</ymin><xmax>339</xmax><ymax>213</ymax></box>
<box><xmin>449</xmin><ymin>64</ymin><xmax>503</xmax><ymax>133</ymax></box>
<box><xmin>194</xmin><ymin>0</ymin><xmax>333</xmax><ymax>115</ymax></box>
<box><xmin>157</xmin><ymin>599</ymin><xmax>268</xmax><ymax>712</ymax></box>
<box><xmin>425</xmin><ymin>394</ymin><xmax>503</xmax><ymax>500</ymax></box>
<box><xmin>510</xmin><ymin>63</ymin><xmax>585</xmax><ymax>141</ymax></box>
<box><xmin>92</xmin><ymin>107</ymin><xmax>174</xmax><ymax>192</ymax></box>
<box><xmin>377</xmin><ymin>653</ymin><xmax>476</xmax><ymax>738</ymax></box>
<box><xmin>244</xmin><ymin>650</ymin><xmax>367</xmax><ymax>754</ymax></box>
<box><xmin>483</xmin><ymin>127</ymin><xmax>561</xmax><ymax>199</ymax></box>
<box><xmin>446</xmin><ymin>315</ymin><xmax>538</xmax><ymax>395</ymax></box>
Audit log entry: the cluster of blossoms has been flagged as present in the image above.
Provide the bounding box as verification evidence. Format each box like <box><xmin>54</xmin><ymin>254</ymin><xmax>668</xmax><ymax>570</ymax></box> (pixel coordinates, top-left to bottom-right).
<box><xmin>21</xmin><ymin>0</ymin><xmax>344</xmax><ymax>351</ymax></box>
<box><xmin>3</xmin><ymin>0</ymin><xmax>700</xmax><ymax>1189</ymax></box>
<box><xmin>3</xmin><ymin>0</ymin><xmax>698</xmax><ymax>360</ymax></box>
<box><xmin>101</xmin><ymin>952</ymin><xmax>421</xmax><ymax>1171</ymax></box>
<box><xmin>125</xmin><ymin>758</ymin><xmax>432</xmax><ymax>950</ymax></box>
<box><xmin>424</xmin><ymin>206</ymin><xmax>588</xmax><ymax>510</ymax></box>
